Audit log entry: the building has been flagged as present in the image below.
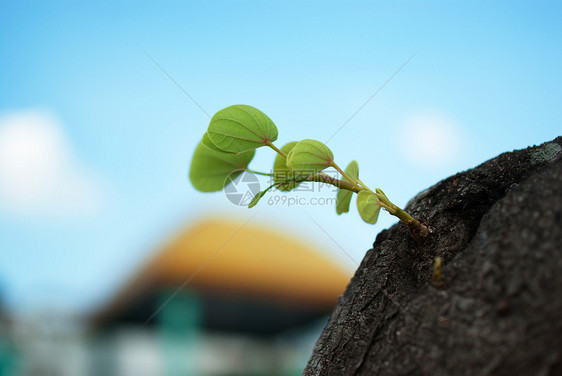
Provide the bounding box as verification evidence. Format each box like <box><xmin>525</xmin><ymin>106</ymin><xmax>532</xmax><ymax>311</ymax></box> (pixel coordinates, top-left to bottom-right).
<box><xmin>90</xmin><ymin>218</ymin><xmax>352</xmax><ymax>376</ymax></box>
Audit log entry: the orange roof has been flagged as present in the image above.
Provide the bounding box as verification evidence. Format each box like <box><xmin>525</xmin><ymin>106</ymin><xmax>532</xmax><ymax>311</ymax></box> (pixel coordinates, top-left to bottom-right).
<box><xmin>92</xmin><ymin>218</ymin><xmax>353</xmax><ymax>327</ymax></box>
<box><xmin>153</xmin><ymin>218</ymin><xmax>351</xmax><ymax>305</ymax></box>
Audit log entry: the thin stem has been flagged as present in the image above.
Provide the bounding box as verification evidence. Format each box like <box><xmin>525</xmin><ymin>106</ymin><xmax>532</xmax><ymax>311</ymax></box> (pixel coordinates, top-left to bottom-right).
<box><xmin>245</xmin><ymin>168</ymin><xmax>274</xmax><ymax>177</ymax></box>
<box><xmin>373</xmin><ymin>191</ymin><xmax>415</xmax><ymax>223</ymax></box>
<box><xmin>330</xmin><ymin>161</ymin><xmax>359</xmax><ymax>187</ymax></box>
<box><xmin>356</xmin><ymin>178</ymin><xmax>376</xmax><ymax>194</ymax></box>
<box><xmin>373</xmin><ymin>193</ymin><xmax>427</xmax><ymax>237</ymax></box>
<box><xmin>391</xmin><ymin>207</ymin><xmax>415</xmax><ymax>223</ymax></box>
<box><xmin>266</xmin><ymin>142</ymin><xmax>287</xmax><ymax>158</ymax></box>
<box><xmin>310</xmin><ymin>173</ymin><xmax>359</xmax><ymax>193</ymax></box>
<box><xmin>356</xmin><ymin>179</ymin><xmax>419</xmax><ymax>227</ymax></box>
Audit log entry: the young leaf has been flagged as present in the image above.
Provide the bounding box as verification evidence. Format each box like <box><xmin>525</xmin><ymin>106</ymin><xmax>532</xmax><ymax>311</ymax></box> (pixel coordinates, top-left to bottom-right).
<box><xmin>247</xmin><ymin>182</ymin><xmax>278</xmax><ymax>208</ymax></box>
<box><xmin>336</xmin><ymin>189</ymin><xmax>353</xmax><ymax>215</ymax></box>
<box><xmin>357</xmin><ymin>190</ymin><xmax>381</xmax><ymax>224</ymax></box>
<box><xmin>286</xmin><ymin>139</ymin><xmax>334</xmax><ymax>176</ymax></box>
<box><xmin>345</xmin><ymin>160</ymin><xmax>359</xmax><ymax>180</ymax></box>
<box><xmin>248</xmin><ymin>190</ymin><xmax>266</xmax><ymax>208</ymax></box>
<box><xmin>273</xmin><ymin>141</ymin><xmax>302</xmax><ymax>191</ymax></box>
<box><xmin>207</xmin><ymin>105</ymin><xmax>278</xmax><ymax>154</ymax></box>
<box><xmin>189</xmin><ymin>141</ymin><xmax>255</xmax><ymax>192</ymax></box>
<box><xmin>375</xmin><ymin>188</ymin><xmax>388</xmax><ymax>200</ymax></box>
<box><xmin>336</xmin><ymin>160</ymin><xmax>359</xmax><ymax>215</ymax></box>
<box><xmin>201</xmin><ymin>132</ymin><xmax>234</xmax><ymax>153</ymax></box>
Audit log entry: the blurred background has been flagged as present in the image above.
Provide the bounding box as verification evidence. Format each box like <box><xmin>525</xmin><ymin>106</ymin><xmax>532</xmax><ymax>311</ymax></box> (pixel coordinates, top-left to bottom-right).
<box><xmin>0</xmin><ymin>1</ymin><xmax>561</xmax><ymax>375</ymax></box>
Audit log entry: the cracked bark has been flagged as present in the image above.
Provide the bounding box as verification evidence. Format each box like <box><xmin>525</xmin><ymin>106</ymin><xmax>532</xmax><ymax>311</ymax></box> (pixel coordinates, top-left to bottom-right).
<box><xmin>305</xmin><ymin>137</ymin><xmax>562</xmax><ymax>376</ymax></box>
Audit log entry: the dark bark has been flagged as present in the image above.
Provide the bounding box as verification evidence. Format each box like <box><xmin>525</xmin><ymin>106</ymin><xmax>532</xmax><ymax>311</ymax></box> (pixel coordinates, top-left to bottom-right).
<box><xmin>305</xmin><ymin>137</ymin><xmax>562</xmax><ymax>375</ymax></box>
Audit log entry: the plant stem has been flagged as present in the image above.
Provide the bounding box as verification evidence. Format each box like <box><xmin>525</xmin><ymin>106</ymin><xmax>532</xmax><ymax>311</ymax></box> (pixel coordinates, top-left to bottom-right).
<box><xmin>356</xmin><ymin>179</ymin><xmax>430</xmax><ymax>238</ymax></box>
<box><xmin>356</xmin><ymin>178</ymin><xmax>376</xmax><ymax>194</ymax></box>
<box><xmin>391</xmin><ymin>206</ymin><xmax>415</xmax><ymax>223</ymax></box>
<box><xmin>266</xmin><ymin>142</ymin><xmax>287</xmax><ymax>158</ymax></box>
<box><xmin>371</xmin><ymin>190</ymin><xmax>415</xmax><ymax>223</ymax></box>
<box><xmin>245</xmin><ymin>169</ymin><xmax>274</xmax><ymax>177</ymax></box>
<box><xmin>382</xmin><ymin>200</ymin><xmax>429</xmax><ymax>239</ymax></box>
<box><xmin>263</xmin><ymin>145</ymin><xmax>430</xmax><ymax>239</ymax></box>
<box><xmin>330</xmin><ymin>161</ymin><xmax>359</xmax><ymax>187</ymax></box>
<box><xmin>310</xmin><ymin>173</ymin><xmax>359</xmax><ymax>192</ymax></box>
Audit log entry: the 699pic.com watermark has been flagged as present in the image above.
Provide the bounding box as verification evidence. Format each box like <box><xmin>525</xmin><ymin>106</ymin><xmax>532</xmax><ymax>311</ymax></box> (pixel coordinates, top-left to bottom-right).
<box><xmin>265</xmin><ymin>195</ymin><xmax>336</xmax><ymax>207</ymax></box>
<box><xmin>223</xmin><ymin>170</ymin><xmax>339</xmax><ymax>207</ymax></box>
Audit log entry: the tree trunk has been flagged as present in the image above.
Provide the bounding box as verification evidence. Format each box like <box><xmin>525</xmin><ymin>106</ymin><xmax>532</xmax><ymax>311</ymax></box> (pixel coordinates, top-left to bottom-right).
<box><xmin>305</xmin><ymin>137</ymin><xmax>562</xmax><ymax>376</ymax></box>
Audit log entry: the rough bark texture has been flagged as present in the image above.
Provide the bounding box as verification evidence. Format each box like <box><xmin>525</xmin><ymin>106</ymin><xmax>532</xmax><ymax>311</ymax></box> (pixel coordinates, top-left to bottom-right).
<box><xmin>305</xmin><ymin>137</ymin><xmax>562</xmax><ymax>376</ymax></box>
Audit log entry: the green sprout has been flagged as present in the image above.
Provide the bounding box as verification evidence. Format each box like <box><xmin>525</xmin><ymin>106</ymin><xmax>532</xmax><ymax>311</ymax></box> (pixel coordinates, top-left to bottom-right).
<box><xmin>189</xmin><ymin>105</ymin><xmax>430</xmax><ymax>239</ymax></box>
<box><xmin>432</xmin><ymin>257</ymin><xmax>444</xmax><ymax>288</ymax></box>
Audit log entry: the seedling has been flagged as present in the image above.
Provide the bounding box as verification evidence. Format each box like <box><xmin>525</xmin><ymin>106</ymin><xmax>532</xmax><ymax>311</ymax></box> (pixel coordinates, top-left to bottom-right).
<box><xmin>189</xmin><ymin>105</ymin><xmax>430</xmax><ymax>239</ymax></box>
<box><xmin>432</xmin><ymin>257</ymin><xmax>444</xmax><ymax>288</ymax></box>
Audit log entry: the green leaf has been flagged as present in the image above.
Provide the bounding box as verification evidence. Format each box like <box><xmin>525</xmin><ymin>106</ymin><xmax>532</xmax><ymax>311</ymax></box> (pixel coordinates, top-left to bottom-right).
<box><xmin>201</xmin><ymin>132</ymin><xmax>234</xmax><ymax>153</ymax></box>
<box><xmin>189</xmin><ymin>141</ymin><xmax>255</xmax><ymax>192</ymax></box>
<box><xmin>345</xmin><ymin>160</ymin><xmax>359</xmax><ymax>180</ymax></box>
<box><xmin>336</xmin><ymin>189</ymin><xmax>353</xmax><ymax>215</ymax></box>
<box><xmin>247</xmin><ymin>183</ymin><xmax>278</xmax><ymax>208</ymax></box>
<box><xmin>357</xmin><ymin>190</ymin><xmax>381</xmax><ymax>224</ymax></box>
<box><xmin>286</xmin><ymin>139</ymin><xmax>334</xmax><ymax>176</ymax></box>
<box><xmin>207</xmin><ymin>105</ymin><xmax>278</xmax><ymax>154</ymax></box>
<box><xmin>248</xmin><ymin>190</ymin><xmax>266</xmax><ymax>208</ymax></box>
<box><xmin>273</xmin><ymin>141</ymin><xmax>302</xmax><ymax>191</ymax></box>
<box><xmin>375</xmin><ymin>188</ymin><xmax>389</xmax><ymax>201</ymax></box>
<box><xmin>336</xmin><ymin>160</ymin><xmax>359</xmax><ymax>215</ymax></box>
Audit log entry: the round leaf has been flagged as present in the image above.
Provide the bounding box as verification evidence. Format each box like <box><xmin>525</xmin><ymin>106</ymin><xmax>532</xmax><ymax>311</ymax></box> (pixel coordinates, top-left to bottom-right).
<box><xmin>286</xmin><ymin>139</ymin><xmax>334</xmax><ymax>176</ymax></box>
<box><xmin>336</xmin><ymin>189</ymin><xmax>353</xmax><ymax>215</ymax></box>
<box><xmin>201</xmin><ymin>132</ymin><xmax>234</xmax><ymax>153</ymax></box>
<box><xmin>357</xmin><ymin>190</ymin><xmax>381</xmax><ymax>224</ymax></box>
<box><xmin>273</xmin><ymin>141</ymin><xmax>302</xmax><ymax>191</ymax></box>
<box><xmin>336</xmin><ymin>160</ymin><xmax>359</xmax><ymax>215</ymax></box>
<box><xmin>207</xmin><ymin>105</ymin><xmax>278</xmax><ymax>154</ymax></box>
<box><xmin>189</xmin><ymin>141</ymin><xmax>255</xmax><ymax>192</ymax></box>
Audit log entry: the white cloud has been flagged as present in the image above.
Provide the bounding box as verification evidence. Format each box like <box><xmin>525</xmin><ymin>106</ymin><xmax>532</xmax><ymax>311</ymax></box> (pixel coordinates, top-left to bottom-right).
<box><xmin>397</xmin><ymin>111</ymin><xmax>465</xmax><ymax>169</ymax></box>
<box><xmin>0</xmin><ymin>110</ymin><xmax>106</xmax><ymax>217</ymax></box>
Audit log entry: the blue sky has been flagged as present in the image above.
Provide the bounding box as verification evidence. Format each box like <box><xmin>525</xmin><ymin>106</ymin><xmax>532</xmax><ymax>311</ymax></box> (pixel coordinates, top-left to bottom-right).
<box><xmin>0</xmin><ymin>1</ymin><xmax>561</xmax><ymax>313</ymax></box>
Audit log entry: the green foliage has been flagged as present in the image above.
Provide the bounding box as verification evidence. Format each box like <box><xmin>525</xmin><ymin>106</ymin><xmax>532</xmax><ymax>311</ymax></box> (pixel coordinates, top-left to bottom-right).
<box><xmin>248</xmin><ymin>190</ymin><xmax>266</xmax><ymax>208</ymax></box>
<box><xmin>189</xmin><ymin>141</ymin><xmax>255</xmax><ymax>192</ymax></box>
<box><xmin>188</xmin><ymin>104</ymin><xmax>425</xmax><ymax>233</ymax></box>
<box><xmin>201</xmin><ymin>132</ymin><xmax>233</xmax><ymax>153</ymax></box>
<box><xmin>207</xmin><ymin>105</ymin><xmax>278</xmax><ymax>154</ymax></box>
<box><xmin>375</xmin><ymin>187</ymin><xmax>388</xmax><ymax>201</ymax></box>
<box><xmin>273</xmin><ymin>141</ymin><xmax>302</xmax><ymax>191</ymax></box>
<box><xmin>286</xmin><ymin>139</ymin><xmax>334</xmax><ymax>175</ymax></box>
<box><xmin>336</xmin><ymin>160</ymin><xmax>358</xmax><ymax>215</ymax></box>
<box><xmin>248</xmin><ymin>183</ymin><xmax>278</xmax><ymax>208</ymax></box>
<box><xmin>356</xmin><ymin>191</ymin><xmax>381</xmax><ymax>224</ymax></box>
